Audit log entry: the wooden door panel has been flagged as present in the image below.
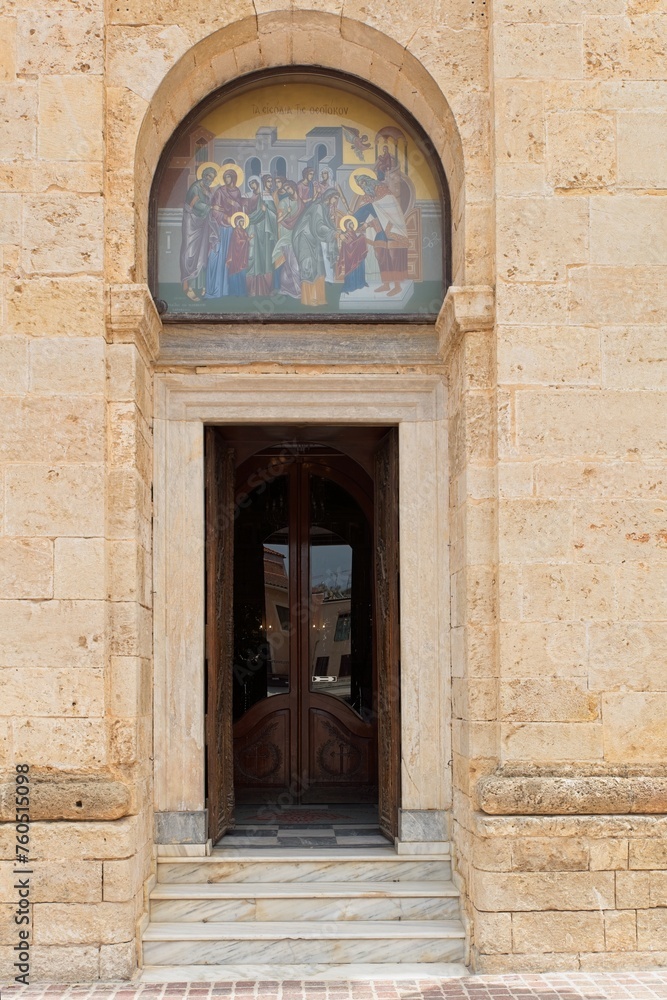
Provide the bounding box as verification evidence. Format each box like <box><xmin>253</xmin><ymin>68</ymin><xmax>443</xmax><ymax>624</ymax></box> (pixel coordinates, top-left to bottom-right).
<box><xmin>308</xmin><ymin>706</ymin><xmax>375</xmax><ymax>781</ymax></box>
<box><xmin>233</xmin><ymin>706</ymin><xmax>291</xmax><ymax>794</ymax></box>
<box><xmin>375</xmin><ymin>428</ymin><xmax>401</xmax><ymax>840</ymax></box>
<box><xmin>205</xmin><ymin>428</ymin><xmax>235</xmax><ymax>842</ymax></box>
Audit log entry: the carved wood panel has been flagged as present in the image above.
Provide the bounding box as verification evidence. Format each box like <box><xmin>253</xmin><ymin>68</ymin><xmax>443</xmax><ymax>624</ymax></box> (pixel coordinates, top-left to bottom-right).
<box><xmin>233</xmin><ymin>709</ymin><xmax>290</xmax><ymax>788</ymax></box>
<box><xmin>375</xmin><ymin>428</ymin><xmax>401</xmax><ymax>839</ymax></box>
<box><xmin>309</xmin><ymin>708</ymin><xmax>374</xmax><ymax>786</ymax></box>
<box><xmin>205</xmin><ymin>429</ymin><xmax>235</xmax><ymax>843</ymax></box>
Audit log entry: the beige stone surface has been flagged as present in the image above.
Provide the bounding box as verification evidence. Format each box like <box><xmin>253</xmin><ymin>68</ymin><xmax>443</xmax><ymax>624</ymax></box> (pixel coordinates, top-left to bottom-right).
<box><xmin>500</xmin><ymin>680</ymin><xmax>599</xmax><ymax>723</ymax></box>
<box><xmin>602</xmin><ymin>327</ymin><xmax>667</xmax><ymax>391</ymax></box>
<box><xmin>617</xmin><ymin>870</ymin><xmax>651</xmax><ymax>908</ymax></box>
<box><xmin>603</xmin><ymin>693</ymin><xmax>667</xmax><ymax>763</ymax></box>
<box><xmin>0</xmin><ymin>861</ymin><xmax>101</xmax><ymax>903</ymax></box>
<box><xmin>54</xmin><ymin>538</ymin><xmax>105</xmax><ymax>600</ymax></box>
<box><xmin>5</xmin><ymin>277</ymin><xmax>106</xmax><ymax>337</ymax></box>
<box><xmin>22</xmin><ymin>195</ymin><xmax>103</xmax><ymax>274</ymax></box>
<box><xmin>512</xmin><ymin>838</ymin><xmax>589</xmax><ymax>872</ymax></box>
<box><xmin>33</xmin><ymin>901</ymin><xmax>134</xmax><ymax>945</ymax></box>
<box><xmin>605</xmin><ymin>909</ymin><xmax>637</xmax><ymax>951</ymax></box>
<box><xmin>473</xmin><ymin>870</ymin><xmax>615</xmax><ymax>911</ymax></box>
<box><xmin>13</xmin><ymin>718</ymin><xmax>107</xmax><ymax>769</ymax></box>
<box><xmin>5</xmin><ymin>464</ymin><xmax>104</xmax><ymax>536</ymax></box>
<box><xmin>498</xmin><ymin>326</ymin><xmax>600</xmax><ymax>386</ymax></box>
<box><xmin>513</xmin><ymin>911</ymin><xmax>605</xmax><ymax>954</ymax></box>
<box><xmin>0</xmin><ymin>599</ymin><xmax>104</xmax><ymax>668</ymax></box>
<box><xmin>30</xmin><ymin>338</ymin><xmax>105</xmax><ymax>395</ymax></box>
<box><xmin>501</xmin><ymin>722</ymin><xmax>604</xmax><ymax>762</ymax></box>
<box><xmin>0</xmin><ymin>538</ymin><xmax>52</xmax><ymax>598</ymax></box>
<box><xmin>0</xmin><ymin>667</ymin><xmax>104</xmax><ymax>716</ymax></box>
<box><xmin>547</xmin><ymin>111</ymin><xmax>615</xmax><ymax>189</ymax></box>
<box><xmin>618</xmin><ymin>112</ymin><xmax>667</xmax><ymax>188</ymax></box>
<box><xmin>38</xmin><ymin>75</ymin><xmax>103</xmax><ymax>161</ymax></box>
<box><xmin>29</xmin><ymin>946</ymin><xmax>100</xmax><ymax>983</ymax></box>
<box><xmin>495</xmin><ymin>22</ymin><xmax>583</xmax><ymax>79</ymax></box>
<box><xmin>497</xmin><ymin>197</ymin><xmax>588</xmax><ymax>282</ymax></box>
<box><xmin>590</xmin><ymin>624</ymin><xmax>667</xmax><ymax>693</ymax></box>
<box><xmin>591</xmin><ymin>196</ymin><xmax>667</xmax><ymax>265</ymax></box>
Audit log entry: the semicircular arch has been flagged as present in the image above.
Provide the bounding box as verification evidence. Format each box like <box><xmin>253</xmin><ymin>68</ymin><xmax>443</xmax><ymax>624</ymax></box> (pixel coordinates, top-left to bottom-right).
<box><xmin>133</xmin><ymin>10</ymin><xmax>467</xmax><ymax>290</ymax></box>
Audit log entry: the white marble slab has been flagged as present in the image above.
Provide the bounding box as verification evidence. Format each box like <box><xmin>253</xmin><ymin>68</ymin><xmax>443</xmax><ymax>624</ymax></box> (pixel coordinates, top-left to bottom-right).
<box><xmin>157</xmin><ymin>857</ymin><xmax>451</xmax><ymax>884</ymax></box>
<box><xmin>151</xmin><ymin>879</ymin><xmax>458</xmax><ymax>898</ymax></box>
<box><xmin>151</xmin><ymin>894</ymin><xmax>460</xmax><ymax>924</ymax></box>
<box><xmin>138</xmin><ymin>962</ymin><xmax>470</xmax><ymax>982</ymax></box>
<box><xmin>143</xmin><ymin>931</ymin><xmax>466</xmax><ymax>966</ymax></box>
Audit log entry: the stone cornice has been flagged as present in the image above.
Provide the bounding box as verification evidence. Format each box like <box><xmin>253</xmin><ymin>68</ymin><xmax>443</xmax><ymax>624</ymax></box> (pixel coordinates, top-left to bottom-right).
<box><xmin>436</xmin><ymin>284</ymin><xmax>495</xmax><ymax>361</ymax></box>
<box><xmin>106</xmin><ymin>283</ymin><xmax>162</xmax><ymax>363</ymax></box>
<box><xmin>478</xmin><ymin>769</ymin><xmax>667</xmax><ymax>816</ymax></box>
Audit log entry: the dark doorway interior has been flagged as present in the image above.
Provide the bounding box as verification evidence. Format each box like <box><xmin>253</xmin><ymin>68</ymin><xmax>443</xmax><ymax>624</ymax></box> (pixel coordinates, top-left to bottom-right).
<box><xmin>205</xmin><ymin>426</ymin><xmax>400</xmax><ymax>845</ymax></box>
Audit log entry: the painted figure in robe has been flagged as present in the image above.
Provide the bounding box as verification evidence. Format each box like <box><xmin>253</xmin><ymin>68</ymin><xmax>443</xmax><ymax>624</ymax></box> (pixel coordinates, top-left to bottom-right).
<box><xmin>205</xmin><ymin>168</ymin><xmax>244</xmax><ymax>298</ymax></box>
<box><xmin>291</xmin><ymin>189</ymin><xmax>341</xmax><ymax>306</ymax></box>
<box><xmin>179</xmin><ymin>166</ymin><xmax>216</xmax><ymax>301</ymax></box>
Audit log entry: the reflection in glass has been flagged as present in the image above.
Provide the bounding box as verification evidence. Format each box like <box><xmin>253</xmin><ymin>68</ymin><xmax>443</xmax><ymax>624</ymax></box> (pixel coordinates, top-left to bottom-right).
<box><xmin>263</xmin><ymin>538</ymin><xmax>290</xmax><ymax>696</ymax></box>
<box><xmin>309</xmin><ymin>476</ymin><xmax>373</xmax><ymax>719</ymax></box>
<box><xmin>309</xmin><ymin>529</ymin><xmax>353</xmax><ymax>704</ymax></box>
<box><xmin>233</xmin><ymin>474</ymin><xmax>289</xmax><ymax>722</ymax></box>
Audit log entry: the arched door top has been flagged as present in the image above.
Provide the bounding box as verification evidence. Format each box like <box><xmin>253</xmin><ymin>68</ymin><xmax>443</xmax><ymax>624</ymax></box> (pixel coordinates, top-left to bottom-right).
<box><xmin>149</xmin><ymin>67</ymin><xmax>451</xmax><ymax>325</ymax></box>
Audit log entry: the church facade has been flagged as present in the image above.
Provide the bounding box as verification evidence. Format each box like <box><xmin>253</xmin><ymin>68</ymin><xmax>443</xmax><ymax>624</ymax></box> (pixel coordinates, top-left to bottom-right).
<box><xmin>1</xmin><ymin>0</ymin><xmax>667</xmax><ymax>982</ymax></box>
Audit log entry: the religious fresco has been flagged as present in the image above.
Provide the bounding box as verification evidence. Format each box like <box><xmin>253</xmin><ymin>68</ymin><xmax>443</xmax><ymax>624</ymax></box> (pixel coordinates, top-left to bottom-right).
<box><xmin>152</xmin><ymin>75</ymin><xmax>448</xmax><ymax>320</ymax></box>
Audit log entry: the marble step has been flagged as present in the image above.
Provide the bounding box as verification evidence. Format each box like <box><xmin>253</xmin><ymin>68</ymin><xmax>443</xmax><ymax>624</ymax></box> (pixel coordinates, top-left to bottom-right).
<box><xmin>157</xmin><ymin>851</ymin><xmax>451</xmax><ymax>885</ymax></box>
<box><xmin>142</xmin><ymin>919</ymin><xmax>466</xmax><ymax>966</ymax></box>
<box><xmin>138</xmin><ymin>962</ymin><xmax>470</xmax><ymax>982</ymax></box>
<box><xmin>150</xmin><ymin>879</ymin><xmax>460</xmax><ymax>922</ymax></box>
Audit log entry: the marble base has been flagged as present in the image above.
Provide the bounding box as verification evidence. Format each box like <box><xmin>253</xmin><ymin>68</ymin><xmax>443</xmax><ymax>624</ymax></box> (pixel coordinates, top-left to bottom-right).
<box><xmin>142</xmin><ymin>919</ymin><xmax>466</xmax><ymax>965</ymax></box>
<box><xmin>137</xmin><ymin>962</ymin><xmax>469</xmax><ymax>982</ymax></box>
<box><xmin>150</xmin><ymin>879</ymin><xmax>460</xmax><ymax>923</ymax></box>
<box><xmin>157</xmin><ymin>855</ymin><xmax>452</xmax><ymax>884</ymax></box>
<box><xmin>338</xmin><ymin>280</ymin><xmax>414</xmax><ymax>310</ymax></box>
<box><xmin>157</xmin><ymin>841</ymin><xmax>212</xmax><ymax>857</ymax></box>
<box><xmin>399</xmin><ymin>809</ymin><xmax>449</xmax><ymax>843</ymax></box>
<box><xmin>155</xmin><ymin>810</ymin><xmax>208</xmax><ymax>845</ymax></box>
<box><xmin>396</xmin><ymin>841</ymin><xmax>451</xmax><ymax>856</ymax></box>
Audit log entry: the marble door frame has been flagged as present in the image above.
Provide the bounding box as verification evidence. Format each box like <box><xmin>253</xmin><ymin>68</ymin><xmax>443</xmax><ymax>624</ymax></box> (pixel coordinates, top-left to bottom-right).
<box><xmin>153</xmin><ymin>373</ymin><xmax>451</xmax><ymax>855</ymax></box>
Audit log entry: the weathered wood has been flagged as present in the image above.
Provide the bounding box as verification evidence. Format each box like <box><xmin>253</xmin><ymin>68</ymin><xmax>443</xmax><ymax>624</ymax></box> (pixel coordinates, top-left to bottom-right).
<box><xmin>205</xmin><ymin>428</ymin><xmax>236</xmax><ymax>843</ymax></box>
<box><xmin>375</xmin><ymin>427</ymin><xmax>401</xmax><ymax>841</ymax></box>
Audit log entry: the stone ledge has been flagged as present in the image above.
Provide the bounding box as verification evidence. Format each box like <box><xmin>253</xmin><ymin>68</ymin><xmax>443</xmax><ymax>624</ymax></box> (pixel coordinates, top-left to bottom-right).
<box><xmin>478</xmin><ymin>770</ymin><xmax>667</xmax><ymax>817</ymax></box>
<box><xmin>436</xmin><ymin>284</ymin><xmax>495</xmax><ymax>361</ymax></box>
<box><xmin>0</xmin><ymin>775</ymin><xmax>136</xmax><ymax>821</ymax></box>
<box><xmin>472</xmin><ymin>812</ymin><xmax>667</xmax><ymax>839</ymax></box>
<box><xmin>107</xmin><ymin>283</ymin><xmax>161</xmax><ymax>363</ymax></box>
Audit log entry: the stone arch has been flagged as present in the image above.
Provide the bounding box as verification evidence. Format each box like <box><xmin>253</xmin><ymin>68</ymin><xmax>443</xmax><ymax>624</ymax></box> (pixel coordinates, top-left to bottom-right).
<box><xmin>133</xmin><ymin>10</ymin><xmax>467</xmax><ymax>288</ymax></box>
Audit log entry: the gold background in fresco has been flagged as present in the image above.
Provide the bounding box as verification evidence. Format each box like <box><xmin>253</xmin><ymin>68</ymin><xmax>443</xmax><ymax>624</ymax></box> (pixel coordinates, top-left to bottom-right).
<box><xmin>198</xmin><ymin>82</ymin><xmax>440</xmax><ymax>201</ymax></box>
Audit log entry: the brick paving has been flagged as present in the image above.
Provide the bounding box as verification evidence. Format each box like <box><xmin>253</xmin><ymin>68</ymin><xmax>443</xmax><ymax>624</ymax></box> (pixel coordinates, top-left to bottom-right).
<box><xmin>3</xmin><ymin>976</ymin><xmax>667</xmax><ymax>1000</ymax></box>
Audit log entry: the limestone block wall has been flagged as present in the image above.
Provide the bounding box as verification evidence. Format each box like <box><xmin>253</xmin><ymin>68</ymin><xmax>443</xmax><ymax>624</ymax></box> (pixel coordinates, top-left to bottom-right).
<box><xmin>0</xmin><ymin>1</ymin><xmax>153</xmax><ymax>982</ymax></box>
<box><xmin>0</xmin><ymin>0</ymin><xmax>665</xmax><ymax>982</ymax></box>
<box><xmin>451</xmin><ymin>0</ymin><xmax>667</xmax><ymax>974</ymax></box>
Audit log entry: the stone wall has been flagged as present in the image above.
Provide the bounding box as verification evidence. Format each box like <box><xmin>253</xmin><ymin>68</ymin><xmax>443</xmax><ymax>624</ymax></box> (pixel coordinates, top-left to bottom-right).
<box><xmin>0</xmin><ymin>0</ymin><xmax>665</xmax><ymax>981</ymax></box>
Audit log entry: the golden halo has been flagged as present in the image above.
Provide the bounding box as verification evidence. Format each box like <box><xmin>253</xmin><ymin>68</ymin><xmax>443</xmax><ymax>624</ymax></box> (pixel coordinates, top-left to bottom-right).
<box><xmin>230</xmin><ymin>211</ymin><xmax>249</xmax><ymax>229</ymax></box>
<box><xmin>339</xmin><ymin>215</ymin><xmax>358</xmax><ymax>232</ymax></box>
<box><xmin>196</xmin><ymin>161</ymin><xmax>221</xmax><ymax>186</ymax></box>
<box><xmin>220</xmin><ymin>162</ymin><xmax>244</xmax><ymax>186</ymax></box>
<box><xmin>349</xmin><ymin>167</ymin><xmax>377</xmax><ymax>195</ymax></box>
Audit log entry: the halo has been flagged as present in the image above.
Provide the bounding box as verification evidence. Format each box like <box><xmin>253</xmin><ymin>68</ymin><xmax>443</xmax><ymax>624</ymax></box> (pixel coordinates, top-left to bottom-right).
<box><xmin>220</xmin><ymin>162</ymin><xmax>244</xmax><ymax>186</ymax></box>
<box><xmin>349</xmin><ymin>167</ymin><xmax>377</xmax><ymax>195</ymax></box>
<box><xmin>196</xmin><ymin>161</ymin><xmax>221</xmax><ymax>186</ymax></box>
<box><xmin>230</xmin><ymin>211</ymin><xmax>249</xmax><ymax>229</ymax></box>
<box><xmin>339</xmin><ymin>215</ymin><xmax>358</xmax><ymax>232</ymax></box>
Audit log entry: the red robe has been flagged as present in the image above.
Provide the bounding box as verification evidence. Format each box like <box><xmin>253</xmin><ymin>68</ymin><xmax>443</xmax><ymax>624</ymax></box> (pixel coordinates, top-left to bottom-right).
<box><xmin>227</xmin><ymin>227</ymin><xmax>250</xmax><ymax>275</ymax></box>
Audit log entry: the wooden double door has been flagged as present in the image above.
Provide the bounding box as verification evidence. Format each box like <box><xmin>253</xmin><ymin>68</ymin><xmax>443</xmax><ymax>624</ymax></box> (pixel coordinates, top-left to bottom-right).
<box><xmin>205</xmin><ymin>427</ymin><xmax>400</xmax><ymax>842</ymax></box>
